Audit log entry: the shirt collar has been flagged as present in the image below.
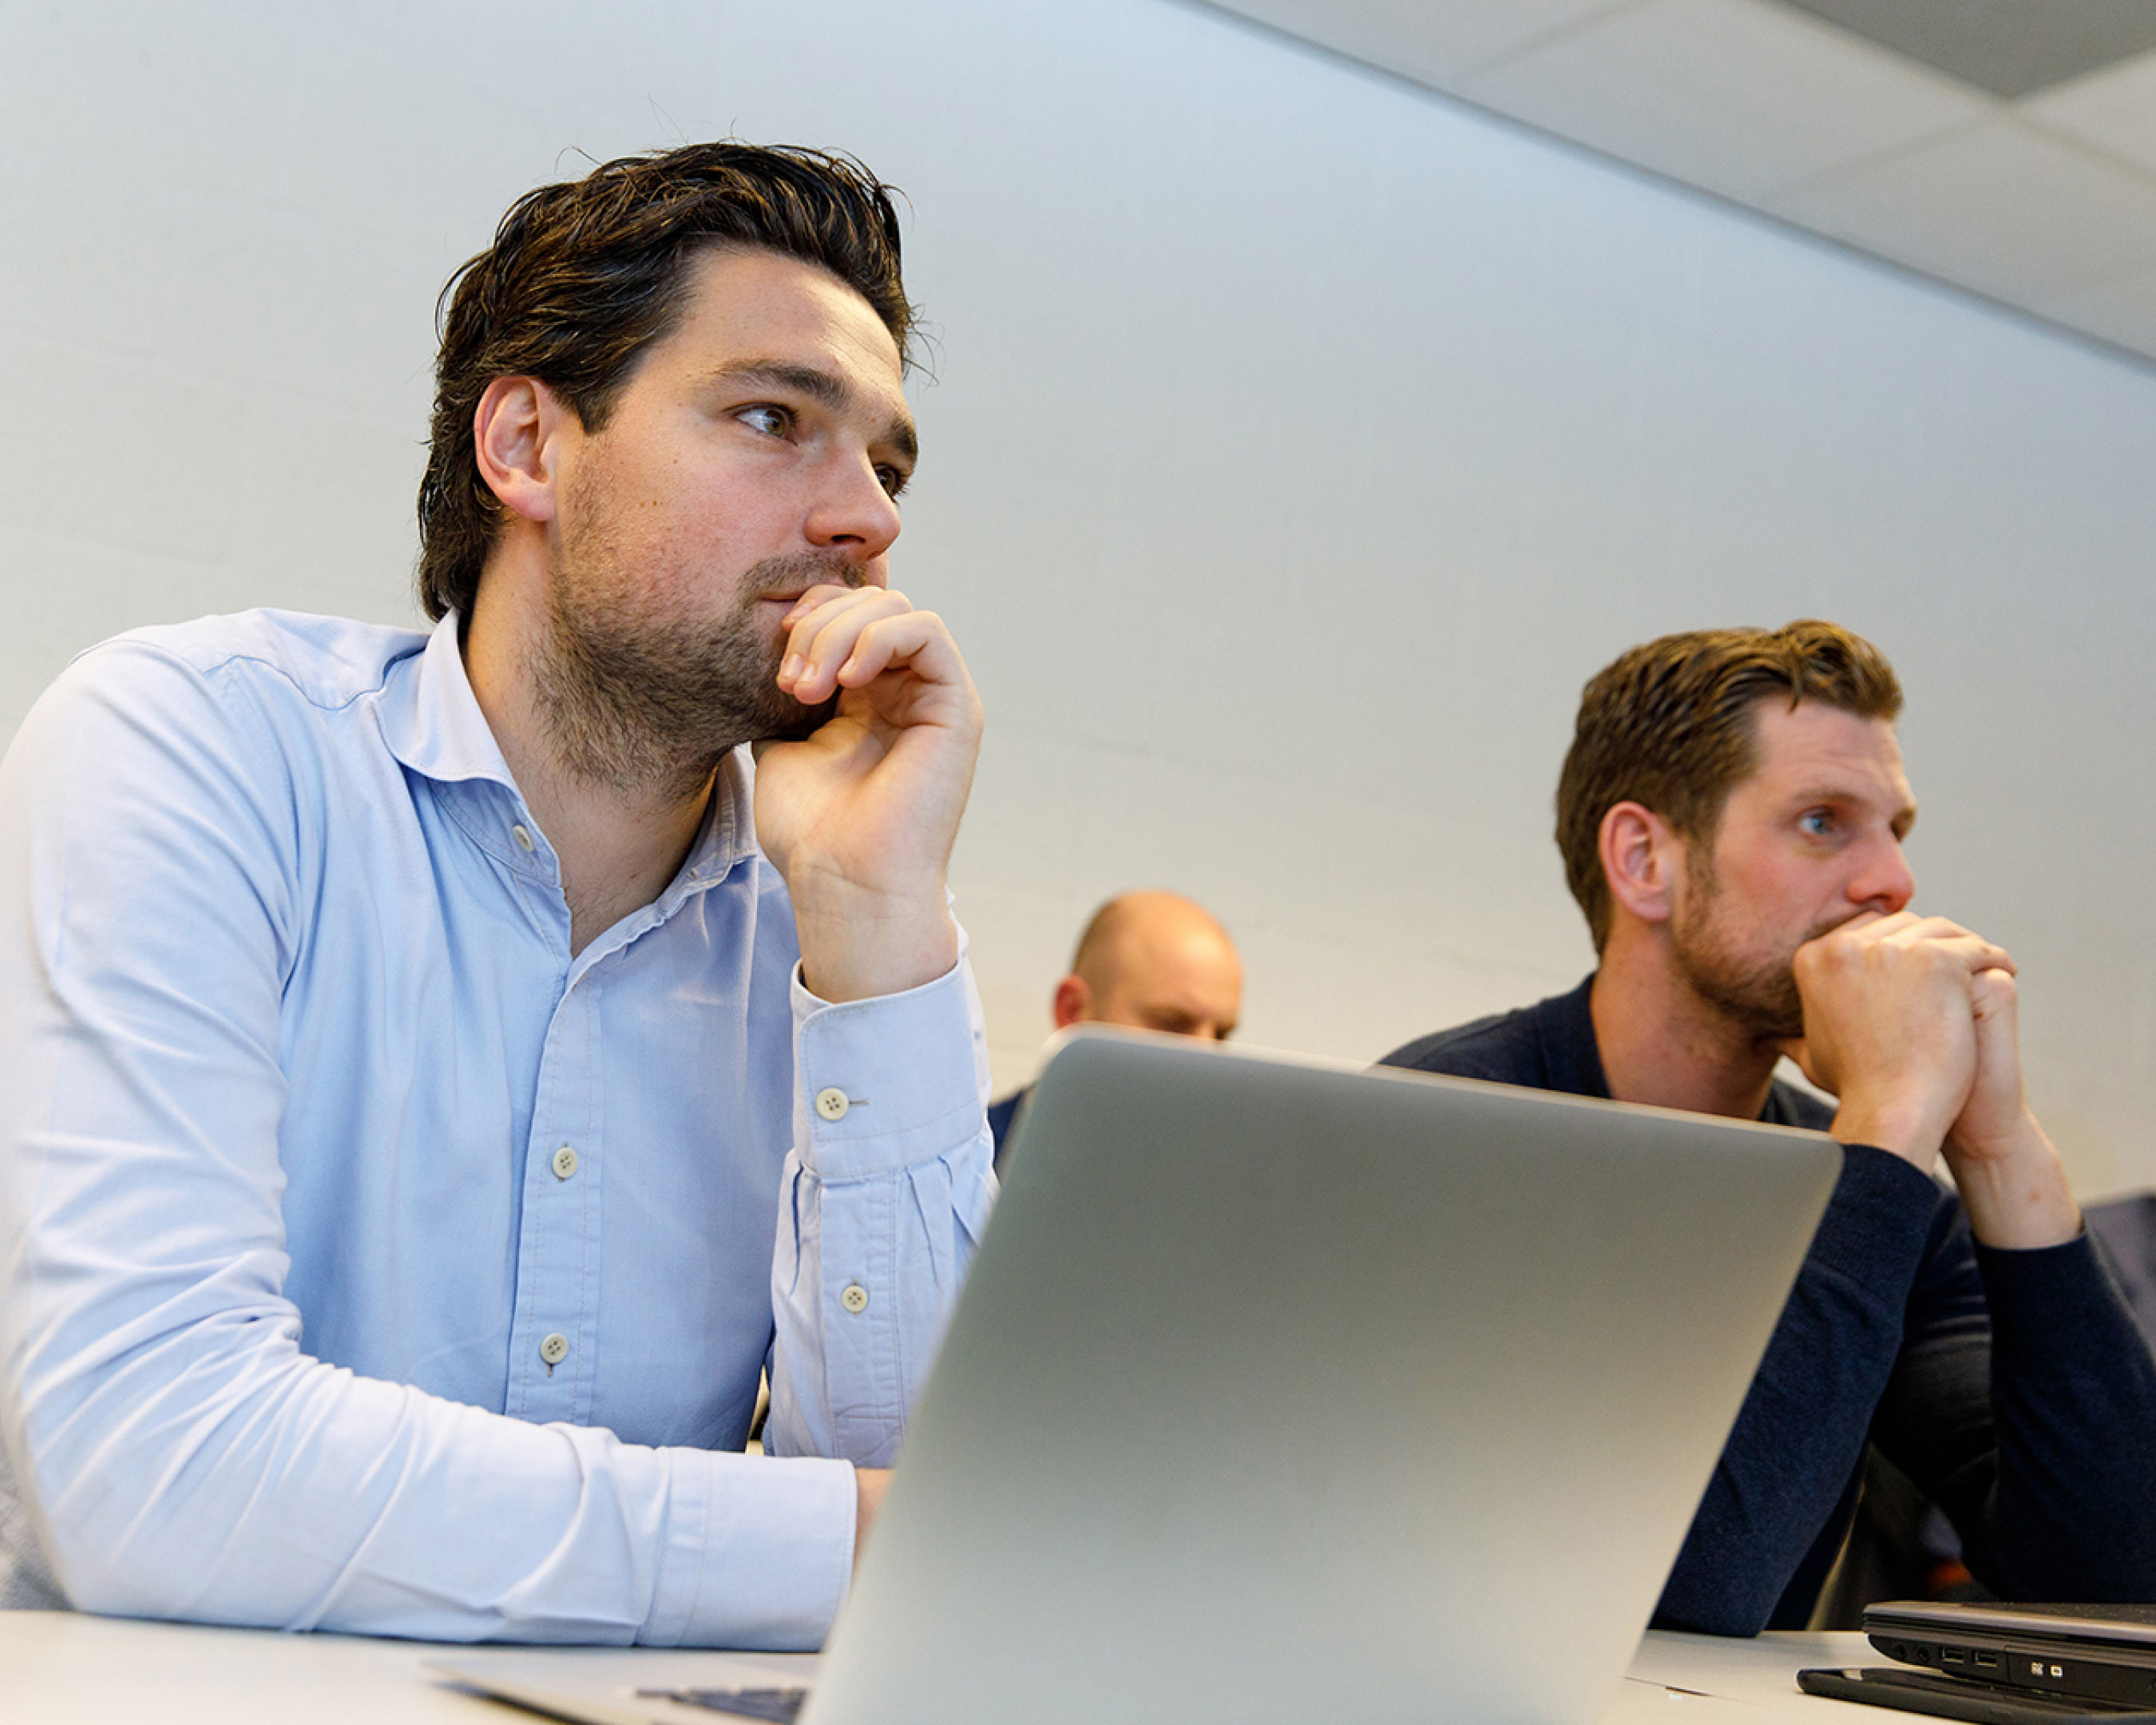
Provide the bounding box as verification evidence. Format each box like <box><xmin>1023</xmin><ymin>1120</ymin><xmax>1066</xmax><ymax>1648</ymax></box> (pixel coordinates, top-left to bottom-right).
<box><xmin>682</xmin><ymin>752</ymin><xmax>761</xmax><ymax>885</ymax></box>
<box><xmin>372</xmin><ymin>610</ymin><xmax>762</xmax><ymax>886</ymax></box>
<box><xmin>375</xmin><ymin>611</ymin><xmax>518</xmax><ymax>789</ymax></box>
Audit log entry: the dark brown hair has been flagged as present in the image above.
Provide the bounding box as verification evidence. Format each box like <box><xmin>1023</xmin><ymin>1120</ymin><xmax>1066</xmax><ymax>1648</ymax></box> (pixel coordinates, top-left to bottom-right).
<box><xmin>1556</xmin><ymin>621</ymin><xmax>1904</xmax><ymax>950</ymax></box>
<box><xmin>416</xmin><ymin>142</ymin><xmax>915</xmax><ymax>622</ymax></box>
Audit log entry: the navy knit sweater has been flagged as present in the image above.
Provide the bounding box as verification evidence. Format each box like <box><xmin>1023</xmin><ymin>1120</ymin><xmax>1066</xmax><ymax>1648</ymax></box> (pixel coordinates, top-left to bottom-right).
<box><xmin>1382</xmin><ymin>974</ymin><xmax>2156</xmax><ymax>1636</ymax></box>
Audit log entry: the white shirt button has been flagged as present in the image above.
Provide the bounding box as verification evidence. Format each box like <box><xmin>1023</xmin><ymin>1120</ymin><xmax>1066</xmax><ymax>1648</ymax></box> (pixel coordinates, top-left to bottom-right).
<box><xmin>839</xmin><ymin>1283</ymin><xmax>870</xmax><ymax>1315</ymax></box>
<box><xmin>511</xmin><ymin>823</ymin><xmax>535</xmax><ymax>852</ymax></box>
<box><xmin>551</xmin><ymin>1144</ymin><xmax>579</xmax><ymax>1180</ymax></box>
<box><xmin>539</xmin><ymin>1332</ymin><xmax>569</xmax><ymax>1366</ymax></box>
<box><xmin>814</xmin><ymin>1087</ymin><xmax>850</xmax><ymax>1122</ymax></box>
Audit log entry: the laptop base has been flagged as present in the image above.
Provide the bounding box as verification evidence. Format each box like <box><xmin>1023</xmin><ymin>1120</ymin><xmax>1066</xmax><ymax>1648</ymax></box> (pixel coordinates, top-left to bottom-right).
<box><xmin>1801</xmin><ymin>1667</ymin><xmax>2156</xmax><ymax>1725</ymax></box>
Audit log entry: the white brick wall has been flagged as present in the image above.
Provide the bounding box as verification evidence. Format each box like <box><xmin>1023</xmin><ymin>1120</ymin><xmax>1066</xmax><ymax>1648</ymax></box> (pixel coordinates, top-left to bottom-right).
<box><xmin>4</xmin><ymin>0</ymin><xmax>2151</xmax><ymax>1191</ymax></box>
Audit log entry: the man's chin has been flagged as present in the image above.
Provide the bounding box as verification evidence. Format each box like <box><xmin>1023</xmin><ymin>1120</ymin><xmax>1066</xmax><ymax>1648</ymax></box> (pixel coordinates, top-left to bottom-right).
<box><xmin>755</xmin><ymin>692</ymin><xmax>840</xmax><ymax>744</ymax></box>
<box><xmin>1674</xmin><ymin>940</ymin><xmax>1807</xmax><ymax>1044</ymax></box>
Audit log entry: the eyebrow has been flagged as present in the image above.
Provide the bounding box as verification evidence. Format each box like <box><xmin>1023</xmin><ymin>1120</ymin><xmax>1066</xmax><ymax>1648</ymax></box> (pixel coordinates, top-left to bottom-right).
<box><xmin>1789</xmin><ymin>785</ymin><xmax>1919</xmax><ymax>830</ymax></box>
<box><xmin>707</xmin><ymin>359</ymin><xmax>917</xmax><ymax>464</ymax></box>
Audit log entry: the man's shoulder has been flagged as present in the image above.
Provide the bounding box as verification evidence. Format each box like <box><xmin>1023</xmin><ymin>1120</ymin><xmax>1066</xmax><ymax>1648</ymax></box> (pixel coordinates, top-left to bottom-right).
<box><xmin>1378</xmin><ymin>993</ymin><xmax>1571</xmax><ymax>1088</ymax></box>
<box><xmin>71</xmin><ymin>609</ymin><xmax>428</xmax><ymax>714</ymax></box>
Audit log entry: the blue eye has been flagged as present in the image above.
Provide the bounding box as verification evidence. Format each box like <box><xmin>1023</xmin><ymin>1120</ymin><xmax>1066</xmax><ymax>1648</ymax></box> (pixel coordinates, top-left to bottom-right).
<box><xmin>1800</xmin><ymin>810</ymin><xmax>1833</xmax><ymax>836</ymax></box>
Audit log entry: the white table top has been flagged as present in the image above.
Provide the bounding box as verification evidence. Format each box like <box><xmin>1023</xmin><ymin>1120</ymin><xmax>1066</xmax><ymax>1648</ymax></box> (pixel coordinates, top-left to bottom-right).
<box><xmin>1</xmin><ymin>1609</ymin><xmax>1884</xmax><ymax>1723</ymax></box>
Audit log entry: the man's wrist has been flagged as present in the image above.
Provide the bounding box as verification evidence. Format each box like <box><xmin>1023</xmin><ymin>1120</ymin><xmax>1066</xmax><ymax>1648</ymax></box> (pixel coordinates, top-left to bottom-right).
<box><xmin>1830</xmin><ymin>1092</ymin><xmax>1952</xmax><ymax>1171</ymax></box>
<box><xmin>791</xmin><ymin>877</ymin><xmax>957</xmax><ymax>1004</ymax></box>
<box><xmin>1944</xmin><ymin>1111</ymin><xmax>2083</xmax><ymax>1250</ymax></box>
<box><xmin>852</xmin><ymin>1466</ymin><xmax>891</xmax><ymax>1576</ymax></box>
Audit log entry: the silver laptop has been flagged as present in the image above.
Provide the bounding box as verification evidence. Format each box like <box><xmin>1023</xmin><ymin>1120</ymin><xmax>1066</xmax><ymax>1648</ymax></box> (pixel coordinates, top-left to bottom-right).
<box><xmin>434</xmin><ymin>1029</ymin><xmax>1840</xmax><ymax>1725</ymax></box>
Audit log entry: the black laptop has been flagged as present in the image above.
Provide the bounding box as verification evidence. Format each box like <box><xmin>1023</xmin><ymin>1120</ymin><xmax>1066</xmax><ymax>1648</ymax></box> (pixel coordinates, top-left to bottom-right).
<box><xmin>1800</xmin><ymin>1603</ymin><xmax>2156</xmax><ymax>1723</ymax></box>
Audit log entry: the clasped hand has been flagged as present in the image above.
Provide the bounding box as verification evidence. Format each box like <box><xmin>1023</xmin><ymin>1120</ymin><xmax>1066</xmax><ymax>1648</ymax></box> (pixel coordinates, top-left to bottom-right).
<box><xmin>1779</xmin><ymin>910</ymin><xmax>2078</xmax><ymax>1248</ymax></box>
<box><xmin>752</xmin><ymin>582</ymin><xmax>984</xmax><ymax>1004</ymax></box>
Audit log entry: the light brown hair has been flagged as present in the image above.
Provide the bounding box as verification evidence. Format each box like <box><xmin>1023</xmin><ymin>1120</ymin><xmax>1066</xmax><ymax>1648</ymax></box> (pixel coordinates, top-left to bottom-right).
<box><xmin>416</xmin><ymin>142</ymin><xmax>915</xmax><ymax>623</ymax></box>
<box><xmin>1556</xmin><ymin>621</ymin><xmax>1903</xmax><ymax>950</ymax></box>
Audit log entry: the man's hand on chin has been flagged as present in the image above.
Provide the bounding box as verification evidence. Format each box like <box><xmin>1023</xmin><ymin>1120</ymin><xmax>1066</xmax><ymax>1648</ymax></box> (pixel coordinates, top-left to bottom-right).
<box><xmin>751</xmin><ymin>581</ymin><xmax>983</xmax><ymax>1003</ymax></box>
<box><xmin>1779</xmin><ymin>909</ymin><xmax>2007</xmax><ymax>1171</ymax></box>
<box><xmin>1782</xmin><ymin>910</ymin><xmax>2081</xmax><ymax>1249</ymax></box>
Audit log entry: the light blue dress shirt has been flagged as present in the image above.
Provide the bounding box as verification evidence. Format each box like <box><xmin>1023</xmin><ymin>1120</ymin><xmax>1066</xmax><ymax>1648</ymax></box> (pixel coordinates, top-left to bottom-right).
<box><xmin>0</xmin><ymin>609</ymin><xmax>995</xmax><ymax>1646</ymax></box>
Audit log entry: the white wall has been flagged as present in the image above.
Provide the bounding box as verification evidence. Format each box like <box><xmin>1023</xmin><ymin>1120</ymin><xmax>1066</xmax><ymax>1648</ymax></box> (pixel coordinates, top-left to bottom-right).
<box><xmin>4</xmin><ymin>0</ymin><xmax>2153</xmax><ymax>1192</ymax></box>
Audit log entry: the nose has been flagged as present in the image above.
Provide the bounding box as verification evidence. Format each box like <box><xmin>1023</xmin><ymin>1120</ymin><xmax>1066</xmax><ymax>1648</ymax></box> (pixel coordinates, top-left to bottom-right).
<box><xmin>803</xmin><ymin>453</ymin><xmax>901</xmax><ymax>581</ymax></box>
<box><xmin>1848</xmin><ymin>833</ymin><xmax>1915</xmax><ymax>916</ymax></box>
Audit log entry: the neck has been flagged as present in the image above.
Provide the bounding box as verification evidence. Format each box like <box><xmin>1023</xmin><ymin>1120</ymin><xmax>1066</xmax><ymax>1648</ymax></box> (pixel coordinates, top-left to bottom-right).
<box><xmin>1588</xmin><ymin>927</ymin><xmax>1781</xmax><ymax>1120</ymax></box>
<box><xmin>463</xmin><ymin>552</ymin><xmax>714</xmax><ymax>957</ymax></box>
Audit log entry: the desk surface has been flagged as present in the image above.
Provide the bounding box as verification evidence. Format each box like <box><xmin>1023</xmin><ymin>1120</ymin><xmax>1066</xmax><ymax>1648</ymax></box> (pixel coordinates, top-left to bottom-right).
<box><xmin>2</xmin><ymin>1610</ymin><xmax>1884</xmax><ymax>1723</ymax></box>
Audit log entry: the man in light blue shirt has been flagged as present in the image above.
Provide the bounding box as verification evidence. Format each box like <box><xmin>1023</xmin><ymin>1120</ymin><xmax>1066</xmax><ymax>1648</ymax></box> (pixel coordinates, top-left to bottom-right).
<box><xmin>0</xmin><ymin>143</ymin><xmax>994</xmax><ymax>1648</ymax></box>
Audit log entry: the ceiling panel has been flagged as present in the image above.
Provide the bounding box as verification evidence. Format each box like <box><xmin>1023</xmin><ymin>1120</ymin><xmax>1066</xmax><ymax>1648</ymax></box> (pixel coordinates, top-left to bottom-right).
<box><xmin>1199</xmin><ymin>0</ymin><xmax>2156</xmax><ymax>363</ymax></box>
<box><xmin>2023</xmin><ymin>50</ymin><xmax>2156</xmax><ymax>178</ymax></box>
<box><xmin>1772</xmin><ymin>0</ymin><xmax>2156</xmax><ymax>99</ymax></box>
<box><xmin>1770</xmin><ymin>117</ymin><xmax>2156</xmax><ymax>305</ymax></box>
<box><xmin>1206</xmin><ymin>0</ymin><xmax>1620</xmax><ymax>87</ymax></box>
<box><xmin>1459</xmin><ymin>0</ymin><xmax>1985</xmax><ymax>203</ymax></box>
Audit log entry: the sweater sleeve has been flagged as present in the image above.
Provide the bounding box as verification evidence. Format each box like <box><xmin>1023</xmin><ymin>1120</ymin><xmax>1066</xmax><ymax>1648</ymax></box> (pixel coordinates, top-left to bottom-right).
<box><xmin>1869</xmin><ymin>1223</ymin><xmax>2156</xmax><ymax>1603</ymax></box>
<box><xmin>1651</xmin><ymin>1144</ymin><xmax>1940</xmax><ymax>1636</ymax></box>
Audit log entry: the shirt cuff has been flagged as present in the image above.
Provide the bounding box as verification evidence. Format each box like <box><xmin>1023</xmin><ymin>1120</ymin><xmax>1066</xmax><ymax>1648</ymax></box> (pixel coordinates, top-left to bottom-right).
<box><xmin>791</xmin><ymin>950</ymin><xmax>988</xmax><ymax>1181</ymax></box>
<box><xmin>1807</xmin><ymin>1142</ymin><xmax>1944</xmax><ymax>1302</ymax></box>
<box><xmin>644</xmin><ymin>1451</ymin><xmax>857</xmax><ymax>1649</ymax></box>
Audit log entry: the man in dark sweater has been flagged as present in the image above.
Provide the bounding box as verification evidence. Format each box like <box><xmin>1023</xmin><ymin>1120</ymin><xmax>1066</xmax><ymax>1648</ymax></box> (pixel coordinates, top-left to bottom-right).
<box><xmin>1384</xmin><ymin>621</ymin><xmax>2156</xmax><ymax>1636</ymax></box>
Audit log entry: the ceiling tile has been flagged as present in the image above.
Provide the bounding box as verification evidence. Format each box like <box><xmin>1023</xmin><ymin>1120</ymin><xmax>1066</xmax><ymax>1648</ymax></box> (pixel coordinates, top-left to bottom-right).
<box><xmin>1457</xmin><ymin>0</ymin><xmax>1988</xmax><ymax>204</ymax></box>
<box><xmin>1201</xmin><ymin>0</ymin><xmax>1620</xmax><ymax>88</ymax></box>
<box><xmin>1202</xmin><ymin>0</ymin><xmax>2156</xmax><ymax>359</ymax></box>
<box><xmin>1768</xmin><ymin>117</ymin><xmax>2156</xmax><ymax>303</ymax></box>
<box><xmin>2023</xmin><ymin>50</ymin><xmax>2156</xmax><ymax>178</ymax></box>
<box><xmin>1773</xmin><ymin>0</ymin><xmax>2156</xmax><ymax>99</ymax></box>
<box><xmin>2039</xmin><ymin>261</ymin><xmax>2156</xmax><ymax>361</ymax></box>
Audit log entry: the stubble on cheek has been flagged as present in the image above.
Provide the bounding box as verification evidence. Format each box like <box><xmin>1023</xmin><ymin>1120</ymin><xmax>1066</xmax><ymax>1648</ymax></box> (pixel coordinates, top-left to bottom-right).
<box><xmin>533</xmin><ymin>517</ymin><xmax>853</xmax><ymax>795</ymax></box>
<box><xmin>1672</xmin><ymin>889</ymin><xmax>1808</xmax><ymax>1043</ymax></box>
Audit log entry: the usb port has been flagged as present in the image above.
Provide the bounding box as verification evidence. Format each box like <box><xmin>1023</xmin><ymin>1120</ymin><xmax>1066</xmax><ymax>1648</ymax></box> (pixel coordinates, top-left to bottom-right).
<box><xmin>1943</xmin><ymin>1651</ymin><xmax>1966</xmax><ymax>1665</ymax></box>
<box><xmin>1975</xmin><ymin>1653</ymin><xmax>1999</xmax><ymax>1669</ymax></box>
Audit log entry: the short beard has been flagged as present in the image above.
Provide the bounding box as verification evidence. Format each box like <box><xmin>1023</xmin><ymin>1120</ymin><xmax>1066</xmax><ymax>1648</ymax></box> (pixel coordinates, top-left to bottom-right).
<box><xmin>1669</xmin><ymin>850</ymin><xmax>1838</xmax><ymax>1044</ymax></box>
<box><xmin>531</xmin><ymin>549</ymin><xmax>856</xmax><ymax>804</ymax></box>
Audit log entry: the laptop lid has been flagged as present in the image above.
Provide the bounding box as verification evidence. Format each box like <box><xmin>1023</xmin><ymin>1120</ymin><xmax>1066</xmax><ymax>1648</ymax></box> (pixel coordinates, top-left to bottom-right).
<box><xmin>803</xmin><ymin>1029</ymin><xmax>1841</xmax><ymax>1725</ymax></box>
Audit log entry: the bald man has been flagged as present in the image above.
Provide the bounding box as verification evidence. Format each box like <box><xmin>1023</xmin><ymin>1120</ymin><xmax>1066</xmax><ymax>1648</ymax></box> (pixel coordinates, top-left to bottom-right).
<box><xmin>989</xmin><ymin>891</ymin><xmax>1242</xmax><ymax>1166</ymax></box>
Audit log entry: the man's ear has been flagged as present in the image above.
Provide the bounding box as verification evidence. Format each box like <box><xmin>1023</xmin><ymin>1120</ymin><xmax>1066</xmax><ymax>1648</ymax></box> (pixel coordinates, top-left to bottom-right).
<box><xmin>1599</xmin><ymin>800</ymin><xmax>1686</xmax><ymax>929</ymax></box>
<box><xmin>473</xmin><ymin>376</ymin><xmax>576</xmax><ymax>525</ymax></box>
<box><xmin>1051</xmin><ymin>975</ymin><xmax>1092</xmax><ymax>1031</ymax></box>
